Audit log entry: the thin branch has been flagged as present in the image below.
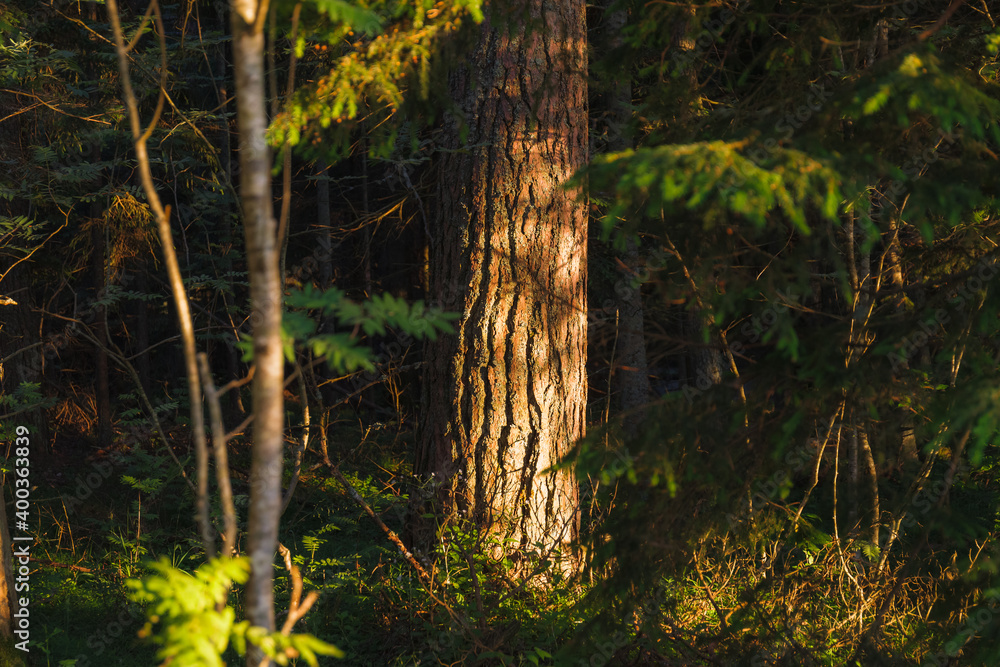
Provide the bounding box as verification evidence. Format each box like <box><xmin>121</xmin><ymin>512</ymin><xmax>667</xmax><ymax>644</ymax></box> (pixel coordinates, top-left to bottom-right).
<box><xmin>27</xmin><ymin>557</ymin><xmax>92</xmax><ymax>573</ymax></box>
<box><xmin>54</xmin><ymin>5</ymin><xmax>239</xmax><ymax>196</ymax></box>
<box><xmin>0</xmin><ymin>221</ymin><xmax>67</xmax><ymax>285</ymax></box>
<box><xmin>0</xmin><ymin>342</ymin><xmax>45</xmax><ymax>367</ymax></box>
<box><xmin>219</xmin><ymin>365</ymin><xmax>256</xmax><ymax>394</ymax></box>
<box><xmin>0</xmin><ymin>100</ymin><xmax>43</xmax><ymax>125</ymax></box>
<box><xmin>124</xmin><ymin>1</ymin><xmax>157</xmax><ymax>53</ymax></box>
<box><xmin>280</xmin><ymin>361</ymin><xmax>310</xmax><ymax>515</ymax></box>
<box><xmin>199</xmin><ymin>353</ymin><xmax>239</xmax><ymax>558</ymax></box>
<box><xmin>253</xmin><ymin>0</ymin><xmax>273</xmax><ymax>36</ymax></box>
<box><xmin>326</xmin><ymin>461</ymin><xmax>431</xmax><ymax>581</ymax></box>
<box><xmin>0</xmin><ymin>405</ymin><xmax>46</xmax><ymax>422</ymax></box>
<box><xmin>275</xmin><ymin>543</ymin><xmax>318</xmax><ymax>635</ymax></box>
<box><xmin>0</xmin><ymin>90</ymin><xmax>112</xmax><ymax>125</ymax></box>
<box><xmin>276</xmin><ymin>3</ymin><xmax>303</xmax><ymax>284</ymax></box>
<box><xmin>918</xmin><ymin>0</ymin><xmax>967</xmax><ymax>41</ymax></box>
<box><xmin>791</xmin><ymin>402</ymin><xmax>846</xmax><ymax>528</ymax></box>
<box><xmin>322</xmin><ymin>458</ymin><xmax>486</xmax><ymax>647</ymax></box>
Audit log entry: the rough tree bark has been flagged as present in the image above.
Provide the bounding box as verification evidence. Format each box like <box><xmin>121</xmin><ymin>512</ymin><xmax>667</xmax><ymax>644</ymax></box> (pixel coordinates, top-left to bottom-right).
<box><xmin>0</xmin><ymin>484</ymin><xmax>13</xmax><ymax>641</ymax></box>
<box><xmin>230</xmin><ymin>3</ymin><xmax>283</xmax><ymax>665</ymax></box>
<box><xmin>414</xmin><ymin>0</ymin><xmax>588</xmax><ymax>573</ymax></box>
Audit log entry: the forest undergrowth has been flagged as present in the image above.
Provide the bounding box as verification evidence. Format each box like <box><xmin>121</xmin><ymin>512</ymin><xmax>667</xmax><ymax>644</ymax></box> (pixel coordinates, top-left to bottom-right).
<box><xmin>8</xmin><ymin>396</ymin><xmax>998</xmax><ymax>666</ymax></box>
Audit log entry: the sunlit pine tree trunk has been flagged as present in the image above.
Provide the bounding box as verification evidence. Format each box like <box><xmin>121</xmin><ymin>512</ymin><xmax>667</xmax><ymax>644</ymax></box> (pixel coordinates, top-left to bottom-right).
<box><xmin>415</xmin><ymin>0</ymin><xmax>587</xmax><ymax>573</ymax></box>
<box><xmin>230</xmin><ymin>2</ymin><xmax>283</xmax><ymax>665</ymax></box>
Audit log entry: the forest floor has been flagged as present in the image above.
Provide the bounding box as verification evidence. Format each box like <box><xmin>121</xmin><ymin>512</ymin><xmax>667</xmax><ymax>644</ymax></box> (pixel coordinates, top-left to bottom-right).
<box><xmin>8</xmin><ymin>407</ymin><xmax>986</xmax><ymax>666</ymax></box>
<box><xmin>15</xmin><ymin>414</ymin><xmax>581</xmax><ymax>666</ymax></box>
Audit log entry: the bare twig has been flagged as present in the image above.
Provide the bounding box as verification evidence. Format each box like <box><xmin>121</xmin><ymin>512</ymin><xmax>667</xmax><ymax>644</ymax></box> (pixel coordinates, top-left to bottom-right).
<box><xmin>280</xmin><ymin>361</ymin><xmax>310</xmax><ymax>515</ymax></box>
<box><xmin>26</xmin><ymin>557</ymin><xmax>91</xmax><ymax>573</ymax></box>
<box><xmin>274</xmin><ymin>543</ymin><xmax>319</xmax><ymax>635</ymax></box>
<box><xmin>199</xmin><ymin>353</ymin><xmax>239</xmax><ymax>557</ymax></box>
<box><xmin>0</xmin><ymin>221</ymin><xmax>67</xmax><ymax>285</ymax></box>
<box><xmin>791</xmin><ymin>402</ymin><xmax>846</xmax><ymax>528</ymax></box>
<box><xmin>0</xmin><ymin>342</ymin><xmax>45</xmax><ymax>367</ymax></box>
<box><xmin>322</xmin><ymin>458</ymin><xmax>489</xmax><ymax>650</ymax></box>
<box><xmin>918</xmin><ymin>0</ymin><xmax>967</xmax><ymax>41</ymax></box>
<box><xmin>325</xmin><ymin>461</ymin><xmax>431</xmax><ymax>582</ymax></box>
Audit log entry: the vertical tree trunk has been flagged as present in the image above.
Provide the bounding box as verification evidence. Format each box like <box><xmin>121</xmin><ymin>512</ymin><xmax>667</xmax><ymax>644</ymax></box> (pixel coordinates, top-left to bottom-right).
<box><xmin>860</xmin><ymin>424</ymin><xmax>880</xmax><ymax>545</ymax></box>
<box><xmin>600</xmin><ymin>0</ymin><xmax>649</xmax><ymax>435</ymax></box>
<box><xmin>315</xmin><ymin>159</ymin><xmax>333</xmax><ymax>289</ymax></box>
<box><xmin>687</xmin><ymin>309</ymin><xmax>723</xmax><ymax>389</ymax></box>
<box><xmin>360</xmin><ymin>143</ymin><xmax>373</xmax><ymax>298</ymax></box>
<box><xmin>212</xmin><ymin>0</ymin><xmax>246</xmax><ymax>422</ymax></box>
<box><xmin>840</xmin><ymin>21</ymin><xmax>889</xmax><ymax>547</ymax></box>
<box><xmin>230</xmin><ymin>3</ymin><xmax>282</xmax><ymax>665</ymax></box>
<box><xmin>672</xmin><ymin>7</ymin><xmax>722</xmax><ymax>396</ymax></box>
<box><xmin>134</xmin><ymin>269</ymin><xmax>152</xmax><ymax>396</ymax></box>
<box><xmin>85</xmin><ymin>1</ymin><xmax>112</xmax><ymax>449</ymax></box>
<box><xmin>91</xmin><ymin>197</ymin><xmax>112</xmax><ymax>448</ymax></box>
<box><xmin>415</xmin><ymin>0</ymin><xmax>587</xmax><ymax>573</ymax></box>
<box><xmin>0</xmin><ymin>483</ymin><xmax>14</xmax><ymax>641</ymax></box>
<box><xmin>887</xmin><ymin>214</ymin><xmax>918</xmax><ymax>468</ymax></box>
<box><xmin>848</xmin><ymin>415</ymin><xmax>859</xmax><ymax>532</ymax></box>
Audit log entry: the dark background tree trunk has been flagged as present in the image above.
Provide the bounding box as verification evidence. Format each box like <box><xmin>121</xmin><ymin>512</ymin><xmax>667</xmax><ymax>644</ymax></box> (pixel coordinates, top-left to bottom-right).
<box><xmin>90</xmin><ymin>196</ymin><xmax>112</xmax><ymax>449</ymax></box>
<box><xmin>600</xmin><ymin>0</ymin><xmax>649</xmax><ymax>436</ymax></box>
